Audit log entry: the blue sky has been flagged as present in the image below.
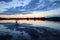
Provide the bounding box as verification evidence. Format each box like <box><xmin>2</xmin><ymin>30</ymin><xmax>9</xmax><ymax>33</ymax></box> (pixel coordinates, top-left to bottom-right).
<box><xmin>0</xmin><ymin>0</ymin><xmax>60</xmax><ymax>17</ymax></box>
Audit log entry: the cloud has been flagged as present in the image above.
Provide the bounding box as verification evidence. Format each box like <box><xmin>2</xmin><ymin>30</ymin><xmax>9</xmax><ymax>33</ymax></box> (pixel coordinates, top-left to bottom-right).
<box><xmin>0</xmin><ymin>0</ymin><xmax>12</xmax><ymax>2</ymax></box>
<box><xmin>0</xmin><ymin>0</ymin><xmax>60</xmax><ymax>14</ymax></box>
<box><xmin>4</xmin><ymin>7</ymin><xmax>32</xmax><ymax>14</ymax></box>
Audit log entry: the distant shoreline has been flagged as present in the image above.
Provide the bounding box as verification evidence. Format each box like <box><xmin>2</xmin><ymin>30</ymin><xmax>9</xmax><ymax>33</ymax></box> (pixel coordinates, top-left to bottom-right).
<box><xmin>0</xmin><ymin>17</ymin><xmax>45</xmax><ymax>20</ymax></box>
<box><xmin>0</xmin><ymin>17</ymin><xmax>60</xmax><ymax>21</ymax></box>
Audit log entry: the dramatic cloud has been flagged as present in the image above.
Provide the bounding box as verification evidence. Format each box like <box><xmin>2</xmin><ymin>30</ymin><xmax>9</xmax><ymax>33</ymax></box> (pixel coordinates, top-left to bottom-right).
<box><xmin>0</xmin><ymin>0</ymin><xmax>60</xmax><ymax>14</ymax></box>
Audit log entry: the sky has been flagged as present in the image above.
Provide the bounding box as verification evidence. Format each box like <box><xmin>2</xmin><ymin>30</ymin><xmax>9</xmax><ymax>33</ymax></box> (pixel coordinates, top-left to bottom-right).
<box><xmin>0</xmin><ymin>0</ymin><xmax>60</xmax><ymax>17</ymax></box>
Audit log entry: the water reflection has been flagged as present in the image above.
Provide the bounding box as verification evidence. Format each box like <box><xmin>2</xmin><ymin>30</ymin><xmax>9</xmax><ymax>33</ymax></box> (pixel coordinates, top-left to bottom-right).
<box><xmin>0</xmin><ymin>20</ymin><xmax>60</xmax><ymax>40</ymax></box>
<box><xmin>0</xmin><ymin>20</ymin><xmax>60</xmax><ymax>29</ymax></box>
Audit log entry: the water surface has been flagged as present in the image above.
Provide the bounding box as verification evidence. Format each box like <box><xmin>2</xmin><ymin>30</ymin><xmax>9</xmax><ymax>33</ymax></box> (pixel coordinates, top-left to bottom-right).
<box><xmin>0</xmin><ymin>20</ymin><xmax>60</xmax><ymax>40</ymax></box>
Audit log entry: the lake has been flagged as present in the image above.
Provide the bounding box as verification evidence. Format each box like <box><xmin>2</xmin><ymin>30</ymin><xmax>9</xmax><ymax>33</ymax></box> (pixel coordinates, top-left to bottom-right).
<box><xmin>0</xmin><ymin>20</ymin><xmax>60</xmax><ymax>40</ymax></box>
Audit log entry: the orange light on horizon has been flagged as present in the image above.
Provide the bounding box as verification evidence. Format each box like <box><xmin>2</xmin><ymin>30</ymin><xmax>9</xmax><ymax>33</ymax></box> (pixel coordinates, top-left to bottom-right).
<box><xmin>0</xmin><ymin>14</ymin><xmax>45</xmax><ymax>18</ymax></box>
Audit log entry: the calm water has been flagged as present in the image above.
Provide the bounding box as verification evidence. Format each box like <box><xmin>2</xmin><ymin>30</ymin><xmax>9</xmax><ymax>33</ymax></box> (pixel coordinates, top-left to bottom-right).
<box><xmin>0</xmin><ymin>20</ymin><xmax>60</xmax><ymax>29</ymax></box>
<box><xmin>0</xmin><ymin>20</ymin><xmax>60</xmax><ymax>40</ymax></box>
